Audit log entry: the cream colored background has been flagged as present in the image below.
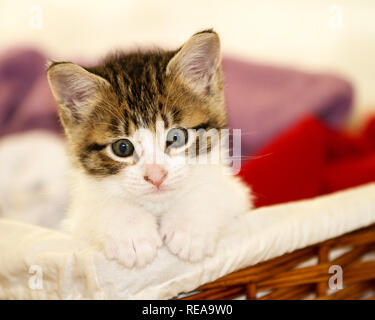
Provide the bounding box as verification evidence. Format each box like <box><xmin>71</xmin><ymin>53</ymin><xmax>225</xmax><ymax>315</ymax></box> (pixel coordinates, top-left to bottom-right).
<box><xmin>0</xmin><ymin>0</ymin><xmax>374</xmax><ymax>121</ymax></box>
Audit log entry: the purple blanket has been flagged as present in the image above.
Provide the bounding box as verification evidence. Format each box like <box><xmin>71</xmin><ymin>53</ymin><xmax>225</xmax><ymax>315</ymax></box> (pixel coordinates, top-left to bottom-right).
<box><xmin>0</xmin><ymin>48</ymin><xmax>353</xmax><ymax>155</ymax></box>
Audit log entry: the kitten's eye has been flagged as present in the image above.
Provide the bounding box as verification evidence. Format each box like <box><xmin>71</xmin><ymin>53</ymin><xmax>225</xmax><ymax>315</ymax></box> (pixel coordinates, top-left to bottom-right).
<box><xmin>111</xmin><ymin>139</ymin><xmax>134</xmax><ymax>157</ymax></box>
<box><xmin>166</xmin><ymin>128</ymin><xmax>188</xmax><ymax>149</ymax></box>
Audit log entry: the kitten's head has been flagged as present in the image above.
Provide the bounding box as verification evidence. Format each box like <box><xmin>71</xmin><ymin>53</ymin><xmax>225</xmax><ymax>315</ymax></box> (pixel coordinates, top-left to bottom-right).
<box><xmin>48</xmin><ymin>30</ymin><xmax>226</xmax><ymax>199</ymax></box>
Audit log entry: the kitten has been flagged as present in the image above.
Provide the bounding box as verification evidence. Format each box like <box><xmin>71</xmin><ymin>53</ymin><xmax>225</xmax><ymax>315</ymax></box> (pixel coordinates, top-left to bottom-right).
<box><xmin>47</xmin><ymin>30</ymin><xmax>252</xmax><ymax>268</ymax></box>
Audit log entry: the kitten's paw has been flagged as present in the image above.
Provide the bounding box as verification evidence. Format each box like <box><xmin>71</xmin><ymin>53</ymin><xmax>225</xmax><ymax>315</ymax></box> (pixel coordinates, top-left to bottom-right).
<box><xmin>103</xmin><ymin>226</ymin><xmax>162</xmax><ymax>268</ymax></box>
<box><xmin>160</xmin><ymin>219</ymin><xmax>217</xmax><ymax>262</ymax></box>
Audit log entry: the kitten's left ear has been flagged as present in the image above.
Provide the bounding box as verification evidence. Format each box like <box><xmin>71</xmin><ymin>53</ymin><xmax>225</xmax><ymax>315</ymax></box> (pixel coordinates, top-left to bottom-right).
<box><xmin>166</xmin><ymin>30</ymin><xmax>221</xmax><ymax>96</ymax></box>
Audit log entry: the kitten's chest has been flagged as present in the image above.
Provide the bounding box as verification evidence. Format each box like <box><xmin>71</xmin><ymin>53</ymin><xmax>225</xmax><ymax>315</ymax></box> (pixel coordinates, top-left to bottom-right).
<box><xmin>135</xmin><ymin>190</ymin><xmax>185</xmax><ymax>218</ymax></box>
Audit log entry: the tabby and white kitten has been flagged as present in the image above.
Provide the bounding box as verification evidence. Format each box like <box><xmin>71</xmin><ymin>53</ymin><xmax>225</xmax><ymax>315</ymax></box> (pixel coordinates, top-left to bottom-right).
<box><xmin>47</xmin><ymin>30</ymin><xmax>252</xmax><ymax>268</ymax></box>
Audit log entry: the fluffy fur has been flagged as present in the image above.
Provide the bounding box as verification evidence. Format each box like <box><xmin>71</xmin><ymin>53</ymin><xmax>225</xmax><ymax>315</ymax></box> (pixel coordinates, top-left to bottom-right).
<box><xmin>48</xmin><ymin>30</ymin><xmax>252</xmax><ymax>268</ymax></box>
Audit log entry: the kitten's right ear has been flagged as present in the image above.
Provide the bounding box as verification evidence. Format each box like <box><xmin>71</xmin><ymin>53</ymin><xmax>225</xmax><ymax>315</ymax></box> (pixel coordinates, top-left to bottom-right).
<box><xmin>47</xmin><ymin>62</ymin><xmax>110</xmax><ymax>126</ymax></box>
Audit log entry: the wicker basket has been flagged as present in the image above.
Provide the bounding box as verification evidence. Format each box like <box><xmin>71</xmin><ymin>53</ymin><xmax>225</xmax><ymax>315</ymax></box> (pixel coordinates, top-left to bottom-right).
<box><xmin>182</xmin><ymin>223</ymin><xmax>375</xmax><ymax>300</ymax></box>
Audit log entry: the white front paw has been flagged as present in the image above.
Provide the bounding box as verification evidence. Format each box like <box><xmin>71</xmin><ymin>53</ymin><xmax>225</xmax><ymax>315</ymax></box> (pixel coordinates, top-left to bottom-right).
<box><xmin>103</xmin><ymin>224</ymin><xmax>162</xmax><ymax>268</ymax></box>
<box><xmin>160</xmin><ymin>219</ymin><xmax>217</xmax><ymax>262</ymax></box>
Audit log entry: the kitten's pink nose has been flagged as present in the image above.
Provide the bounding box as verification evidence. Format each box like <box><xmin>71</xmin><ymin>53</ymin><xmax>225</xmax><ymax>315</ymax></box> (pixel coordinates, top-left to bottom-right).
<box><xmin>144</xmin><ymin>164</ymin><xmax>168</xmax><ymax>188</ymax></box>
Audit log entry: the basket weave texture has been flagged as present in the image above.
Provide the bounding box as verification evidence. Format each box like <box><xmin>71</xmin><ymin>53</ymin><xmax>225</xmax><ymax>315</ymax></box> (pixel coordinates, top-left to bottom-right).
<box><xmin>182</xmin><ymin>223</ymin><xmax>375</xmax><ymax>300</ymax></box>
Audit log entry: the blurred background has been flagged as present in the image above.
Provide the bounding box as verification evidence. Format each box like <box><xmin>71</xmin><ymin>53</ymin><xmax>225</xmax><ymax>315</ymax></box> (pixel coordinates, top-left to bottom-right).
<box><xmin>1</xmin><ymin>0</ymin><xmax>375</xmax><ymax>226</ymax></box>
<box><xmin>1</xmin><ymin>0</ymin><xmax>375</xmax><ymax>120</ymax></box>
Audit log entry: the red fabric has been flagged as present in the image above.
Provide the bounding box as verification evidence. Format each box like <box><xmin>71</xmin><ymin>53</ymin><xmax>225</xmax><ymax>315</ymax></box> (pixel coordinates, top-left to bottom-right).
<box><xmin>238</xmin><ymin>115</ymin><xmax>375</xmax><ymax>208</ymax></box>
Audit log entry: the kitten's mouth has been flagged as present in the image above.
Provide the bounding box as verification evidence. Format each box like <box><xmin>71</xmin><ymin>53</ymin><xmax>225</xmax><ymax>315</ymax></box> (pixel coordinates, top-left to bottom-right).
<box><xmin>147</xmin><ymin>185</ymin><xmax>174</xmax><ymax>195</ymax></box>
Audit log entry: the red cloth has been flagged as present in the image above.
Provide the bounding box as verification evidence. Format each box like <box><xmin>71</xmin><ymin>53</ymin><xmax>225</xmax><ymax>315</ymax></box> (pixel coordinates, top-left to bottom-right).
<box><xmin>238</xmin><ymin>115</ymin><xmax>375</xmax><ymax>208</ymax></box>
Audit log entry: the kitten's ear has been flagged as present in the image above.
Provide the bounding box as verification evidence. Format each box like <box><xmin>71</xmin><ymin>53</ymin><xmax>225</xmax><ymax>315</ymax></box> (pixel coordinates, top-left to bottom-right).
<box><xmin>166</xmin><ymin>30</ymin><xmax>221</xmax><ymax>96</ymax></box>
<box><xmin>47</xmin><ymin>62</ymin><xmax>110</xmax><ymax>125</ymax></box>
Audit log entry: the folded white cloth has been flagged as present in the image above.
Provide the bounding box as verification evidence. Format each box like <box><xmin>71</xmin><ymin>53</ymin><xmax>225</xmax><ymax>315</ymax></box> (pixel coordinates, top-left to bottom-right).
<box><xmin>1</xmin><ymin>183</ymin><xmax>375</xmax><ymax>299</ymax></box>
